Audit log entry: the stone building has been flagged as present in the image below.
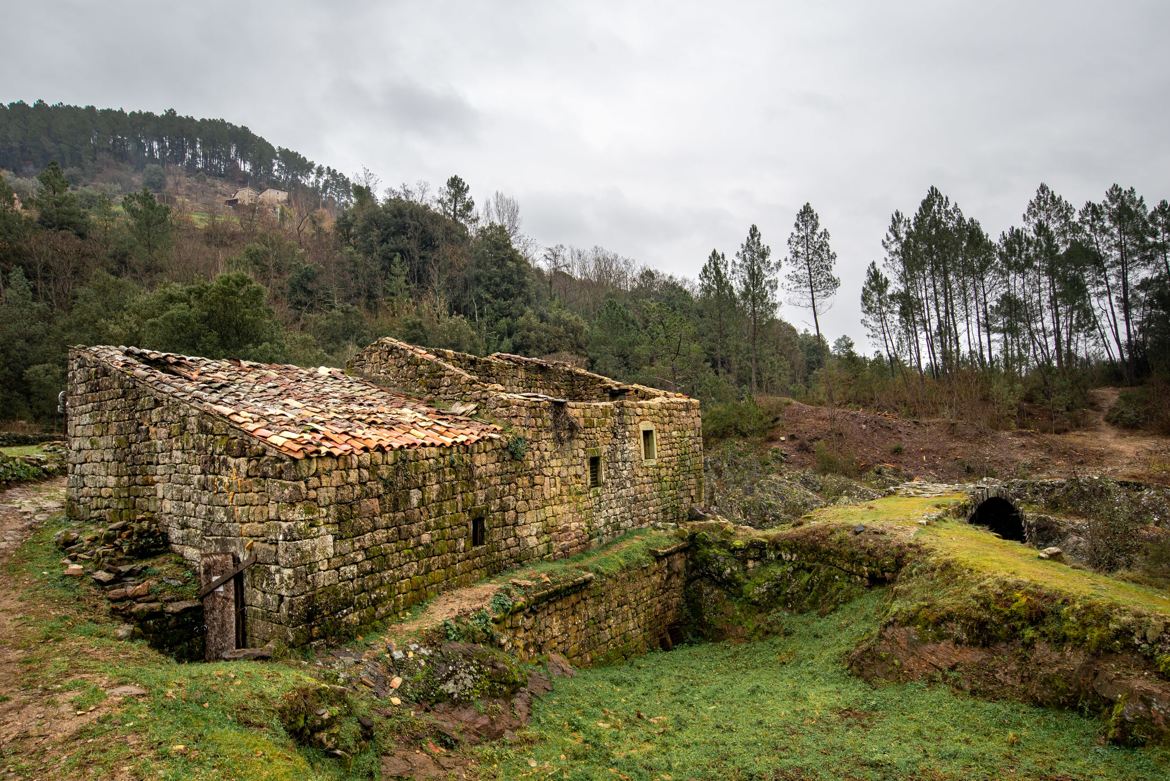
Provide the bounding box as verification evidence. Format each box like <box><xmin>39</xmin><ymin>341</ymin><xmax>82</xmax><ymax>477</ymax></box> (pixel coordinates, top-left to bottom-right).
<box><xmin>257</xmin><ymin>188</ymin><xmax>288</xmax><ymax>205</ymax></box>
<box><xmin>66</xmin><ymin>340</ymin><xmax>703</xmax><ymax>646</ymax></box>
<box><xmin>224</xmin><ymin>187</ymin><xmax>258</xmax><ymax>207</ymax></box>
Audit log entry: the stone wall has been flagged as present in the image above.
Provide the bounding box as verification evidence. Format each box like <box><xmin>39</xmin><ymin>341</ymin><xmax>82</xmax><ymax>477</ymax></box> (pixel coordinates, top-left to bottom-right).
<box><xmin>68</xmin><ymin>345</ymin><xmax>705</xmax><ymax>646</ymax></box>
<box><xmin>350</xmin><ymin>337</ymin><xmax>661</xmax><ymax>402</ymax></box>
<box><xmin>349</xmin><ymin>337</ymin><xmax>705</xmax><ymax>539</ymax></box>
<box><xmin>493</xmin><ymin>545</ymin><xmax>689</xmax><ymax>665</ymax></box>
<box><xmin>68</xmin><ymin>348</ymin><xmax>325</xmax><ymax>643</ymax></box>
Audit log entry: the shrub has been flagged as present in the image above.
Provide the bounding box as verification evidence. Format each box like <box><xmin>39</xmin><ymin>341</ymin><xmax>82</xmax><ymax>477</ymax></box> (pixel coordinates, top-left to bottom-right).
<box><xmin>1105</xmin><ymin>388</ymin><xmax>1148</xmax><ymax>429</ymax></box>
<box><xmin>703</xmin><ymin>399</ymin><xmax>770</xmax><ymax>442</ymax></box>
<box><xmin>142</xmin><ymin>164</ymin><xmax>166</xmax><ymax>193</ymax></box>
<box><xmin>813</xmin><ymin>441</ymin><xmax>862</xmax><ymax>479</ymax></box>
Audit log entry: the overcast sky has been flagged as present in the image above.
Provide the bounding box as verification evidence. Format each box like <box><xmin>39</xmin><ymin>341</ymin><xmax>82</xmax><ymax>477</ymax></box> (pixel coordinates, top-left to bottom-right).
<box><xmin>4</xmin><ymin>1</ymin><xmax>1169</xmax><ymax>348</ymax></box>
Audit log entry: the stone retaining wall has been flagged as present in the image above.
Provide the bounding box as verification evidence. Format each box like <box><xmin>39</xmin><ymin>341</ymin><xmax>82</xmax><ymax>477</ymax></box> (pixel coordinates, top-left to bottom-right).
<box><xmin>493</xmin><ymin>544</ymin><xmax>690</xmax><ymax>666</ymax></box>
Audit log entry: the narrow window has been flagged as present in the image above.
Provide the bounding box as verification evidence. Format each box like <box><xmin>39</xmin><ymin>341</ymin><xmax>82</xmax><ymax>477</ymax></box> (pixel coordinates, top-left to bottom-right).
<box><xmin>641</xmin><ymin>426</ymin><xmax>657</xmax><ymax>462</ymax></box>
<box><xmin>471</xmin><ymin>515</ymin><xmax>486</xmax><ymax>547</ymax></box>
<box><xmin>588</xmin><ymin>454</ymin><xmax>602</xmax><ymax>488</ymax></box>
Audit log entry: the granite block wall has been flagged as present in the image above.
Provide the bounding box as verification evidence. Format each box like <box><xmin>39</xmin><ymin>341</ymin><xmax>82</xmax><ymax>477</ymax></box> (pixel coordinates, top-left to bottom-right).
<box><xmin>494</xmin><ymin>546</ymin><xmax>689</xmax><ymax>665</ymax></box>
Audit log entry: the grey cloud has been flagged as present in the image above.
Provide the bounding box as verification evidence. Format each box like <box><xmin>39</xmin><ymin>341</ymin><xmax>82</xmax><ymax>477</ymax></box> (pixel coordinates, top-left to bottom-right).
<box><xmin>326</xmin><ymin>77</ymin><xmax>480</xmax><ymax>142</ymax></box>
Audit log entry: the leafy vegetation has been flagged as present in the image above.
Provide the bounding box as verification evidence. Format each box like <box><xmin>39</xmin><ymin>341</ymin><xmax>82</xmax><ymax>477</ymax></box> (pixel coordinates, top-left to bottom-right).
<box><xmin>1105</xmin><ymin>384</ymin><xmax>1170</xmax><ymax>433</ymax></box>
<box><xmin>0</xmin><ymin>443</ymin><xmax>63</xmax><ymax>486</ymax></box>
<box><xmin>478</xmin><ymin>591</ymin><xmax>1170</xmax><ymax>780</ymax></box>
<box><xmin>5</xmin><ymin>103</ymin><xmax>1167</xmax><ymax>431</ymax></box>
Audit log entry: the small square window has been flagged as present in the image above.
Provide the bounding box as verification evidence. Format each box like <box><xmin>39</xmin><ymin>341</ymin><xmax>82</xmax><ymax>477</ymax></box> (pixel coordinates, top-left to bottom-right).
<box><xmin>471</xmin><ymin>515</ymin><xmax>486</xmax><ymax>547</ymax></box>
<box><xmin>588</xmin><ymin>454</ymin><xmax>602</xmax><ymax>488</ymax></box>
<box><xmin>641</xmin><ymin>427</ymin><xmax>657</xmax><ymax>462</ymax></box>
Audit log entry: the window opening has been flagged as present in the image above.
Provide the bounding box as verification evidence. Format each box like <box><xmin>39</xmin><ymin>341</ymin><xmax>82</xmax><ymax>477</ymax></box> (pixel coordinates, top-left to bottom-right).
<box><xmin>471</xmin><ymin>514</ymin><xmax>486</xmax><ymax>547</ymax></box>
<box><xmin>588</xmin><ymin>455</ymin><xmax>602</xmax><ymax>488</ymax></box>
<box><xmin>641</xmin><ymin>427</ymin><xmax>657</xmax><ymax>462</ymax></box>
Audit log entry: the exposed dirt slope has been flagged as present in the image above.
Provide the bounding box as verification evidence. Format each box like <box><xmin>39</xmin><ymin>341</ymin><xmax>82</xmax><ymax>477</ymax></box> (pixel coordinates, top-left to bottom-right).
<box><xmin>768</xmin><ymin>390</ymin><xmax>1170</xmax><ymax>484</ymax></box>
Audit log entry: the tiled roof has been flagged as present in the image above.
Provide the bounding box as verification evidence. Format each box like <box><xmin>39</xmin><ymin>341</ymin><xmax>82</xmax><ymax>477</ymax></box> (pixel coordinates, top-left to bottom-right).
<box><xmin>86</xmin><ymin>346</ymin><xmax>501</xmax><ymax>458</ymax></box>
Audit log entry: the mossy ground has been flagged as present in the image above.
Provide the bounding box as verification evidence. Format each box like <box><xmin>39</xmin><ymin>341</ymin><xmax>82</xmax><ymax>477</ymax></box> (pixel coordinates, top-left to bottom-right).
<box><xmin>7</xmin><ymin>496</ymin><xmax>1170</xmax><ymax>779</ymax></box>
<box><xmin>495</xmin><ymin>528</ymin><xmax>681</xmax><ymax>582</ymax></box>
<box><xmin>478</xmin><ymin>590</ymin><xmax>1170</xmax><ymax>780</ymax></box>
<box><xmin>0</xmin><ymin>445</ymin><xmax>49</xmax><ymax>458</ymax></box>
<box><xmin>810</xmin><ymin>495</ymin><xmax>1170</xmax><ymax>614</ymax></box>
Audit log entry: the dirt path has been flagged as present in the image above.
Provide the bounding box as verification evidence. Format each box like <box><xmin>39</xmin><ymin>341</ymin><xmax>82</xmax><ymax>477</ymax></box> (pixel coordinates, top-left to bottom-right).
<box><xmin>0</xmin><ymin>478</ymin><xmax>120</xmax><ymax>776</ymax></box>
<box><xmin>380</xmin><ymin>582</ymin><xmax>502</xmax><ymax>643</ymax></box>
<box><xmin>0</xmin><ymin>477</ymin><xmax>66</xmax><ymax>564</ymax></box>
<box><xmin>1050</xmin><ymin>387</ymin><xmax>1170</xmax><ymax>480</ymax></box>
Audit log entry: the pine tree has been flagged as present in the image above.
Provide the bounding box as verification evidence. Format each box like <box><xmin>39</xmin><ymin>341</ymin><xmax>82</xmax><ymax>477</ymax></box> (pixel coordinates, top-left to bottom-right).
<box><xmin>698</xmin><ymin>248</ymin><xmax>738</xmax><ymax>377</ymax></box>
<box><xmin>783</xmin><ymin>203</ymin><xmax>839</xmax><ymax>341</ymax></box>
<box><xmin>34</xmin><ymin>162</ymin><xmax>87</xmax><ymax>237</ymax></box>
<box><xmin>1023</xmin><ymin>184</ymin><xmax>1077</xmax><ymax>369</ymax></box>
<box><xmin>860</xmin><ymin>261</ymin><xmax>897</xmax><ymax>372</ymax></box>
<box><xmin>732</xmin><ymin>225</ymin><xmax>778</xmax><ymax>393</ymax></box>
<box><xmin>122</xmin><ymin>187</ymin><xmax>173</xmax><ymax>261</ymax></box>
<box><xmin>437</xmin><ymin>174</ymin><xmax>477</xmax><ymax>229</ymax></box>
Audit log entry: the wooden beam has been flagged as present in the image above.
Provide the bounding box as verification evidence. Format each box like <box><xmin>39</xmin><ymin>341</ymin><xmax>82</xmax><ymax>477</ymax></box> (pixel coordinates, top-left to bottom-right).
<box><xmin>197</xmin><ymin>554</ymin><xmax>256</xmax><ymax>599</ymax></box>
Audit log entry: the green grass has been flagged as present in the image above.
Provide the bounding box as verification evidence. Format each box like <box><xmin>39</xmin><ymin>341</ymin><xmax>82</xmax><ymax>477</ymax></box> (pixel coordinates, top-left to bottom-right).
<box><xmin>1</xmin><ymin>515</ymin><xmax>400</xmax><ymax>780</ymax></box>
<box><xmin>479</xmin><ymin>591</ymin><xmax>1170</xmax><ymax>780</ymax></box>
<box><xmin>491</xmin><ymin>528</ymin><xmax>680</xmax><ymax>582</ymax></box>
<box><xmin>921</xmin><ymin>519</ymin><xmax>1170</xmax><ymax>613</ymax></box>
<box><xmin>0</xmin><ymin>444</ymin><xmax>49</xmax><ymax>457</ymax></box>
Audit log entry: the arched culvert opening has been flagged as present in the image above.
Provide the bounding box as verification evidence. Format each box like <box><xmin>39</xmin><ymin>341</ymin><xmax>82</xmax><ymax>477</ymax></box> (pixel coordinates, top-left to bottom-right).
<box><xmin>968</xmin><ymin>496</ymin><xmax>1025</xmax><ymax>542</ymax></box>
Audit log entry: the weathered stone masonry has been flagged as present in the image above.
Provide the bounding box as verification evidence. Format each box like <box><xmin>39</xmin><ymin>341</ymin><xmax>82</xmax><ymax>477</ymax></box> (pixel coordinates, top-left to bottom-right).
<box><xmin>67</xmin><ymin>341</ymin><xmax>703</xmax><ymax>646</ymax></box>
<box><xmin>350</xmin><ymin>338</ymin><xmax>704</xmax><ymax>543</ymax></box>
<box><xmin>493</xmin><ymin>544</ymin><xmax>690</xmax><ymax>666</ymax></box>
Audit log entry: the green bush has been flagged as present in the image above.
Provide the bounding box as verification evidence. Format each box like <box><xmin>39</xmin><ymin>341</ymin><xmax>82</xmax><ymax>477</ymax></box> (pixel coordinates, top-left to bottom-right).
<box><xmin>813</xmin><ymin>441</ymin><xmax>862</xmax><ymax>478</ymax></box>
<box><xmin>703</xmin><ymin>399</ymin><xmax>770</xmax><ymax>442</ymax></box>
<box><xmin>1106</xmin><ymin>388</ymin><xmax>1150</xmax><ymax>430</ymax></box>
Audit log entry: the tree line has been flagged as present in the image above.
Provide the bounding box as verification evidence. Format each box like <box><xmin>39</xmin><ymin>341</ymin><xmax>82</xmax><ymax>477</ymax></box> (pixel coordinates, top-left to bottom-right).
<box><xmin>861</xmin><ymin>184</ymin><xmax>1170</xmax><ymax>384</ymax></box>
<box><xmin>3</xmin><ymin>103</ymin><xmax>1170</xmax><ymax>433</ymax></box>
<box><xmin>0</xmin><ymin>145</ymin><xmax>847</xmax><ymax>422</ymax></box>
<box><xmin>0</xmin><ymin>101</ymin><xmax>351</xmax><ymax>207</ymax></box>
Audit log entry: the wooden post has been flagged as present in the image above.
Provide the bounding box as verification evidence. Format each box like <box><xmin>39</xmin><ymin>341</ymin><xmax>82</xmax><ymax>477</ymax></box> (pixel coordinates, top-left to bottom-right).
<box><xmin>200</xmin><ymin>553</ymin><xmax>236</xmax><ymax>661</ymax></box>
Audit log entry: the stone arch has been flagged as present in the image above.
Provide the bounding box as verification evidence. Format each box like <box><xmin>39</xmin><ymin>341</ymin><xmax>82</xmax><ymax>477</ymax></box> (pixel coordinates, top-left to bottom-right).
<box><xmin>968</xmin><ymin>496</ymin><xmax>1025</xmax><ymax>542</ymax></box>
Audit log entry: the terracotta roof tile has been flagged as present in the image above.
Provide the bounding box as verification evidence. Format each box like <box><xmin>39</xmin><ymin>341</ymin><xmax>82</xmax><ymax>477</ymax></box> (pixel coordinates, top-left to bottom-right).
<box><xmin>86</xmin><ymin>346</ymin><xmax>501</xmax><ymax>459</ymax></box>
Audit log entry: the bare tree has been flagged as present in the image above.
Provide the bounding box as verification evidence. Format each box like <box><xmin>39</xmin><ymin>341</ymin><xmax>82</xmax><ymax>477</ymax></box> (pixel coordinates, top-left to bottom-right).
<box><xmin>482</xmin><ymin>190</ymin><xmax>535</xmax><ymax>256</ymax></box>
<box><xmin>385</xmin><ymin>179</ymin><xmax>432</xmax><ymax>205</ymax></box>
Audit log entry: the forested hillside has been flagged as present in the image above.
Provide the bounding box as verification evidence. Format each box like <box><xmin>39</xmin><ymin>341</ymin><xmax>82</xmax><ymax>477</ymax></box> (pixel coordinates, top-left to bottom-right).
<box><xmin>0</xmin><ymin>101</ymin><xmax>351</xmax><ymax>207</ymax></box>
<box><xmin>2</xmin><ymin>101</ymin><xmax>1169</xmax><ymax>432</ymax></box>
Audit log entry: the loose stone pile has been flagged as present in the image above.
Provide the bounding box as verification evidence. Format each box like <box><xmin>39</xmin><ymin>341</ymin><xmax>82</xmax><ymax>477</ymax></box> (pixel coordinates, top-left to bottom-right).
<box><xmin>56</xmin><ymin>516</ymin><xmax>203</xmax><ymax>660</ymax></box>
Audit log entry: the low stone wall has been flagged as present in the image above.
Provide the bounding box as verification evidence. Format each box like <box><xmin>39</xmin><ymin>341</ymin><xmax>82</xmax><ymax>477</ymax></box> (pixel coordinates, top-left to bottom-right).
<box><xmin>350</xmin><ymin>337</ymin><xmax>664</xmax><ymax>402</ymax></box>
<box><xmin>493</xmin><ymin>543</ymin><xmax>690</xmax><ymax>665</ymax></box>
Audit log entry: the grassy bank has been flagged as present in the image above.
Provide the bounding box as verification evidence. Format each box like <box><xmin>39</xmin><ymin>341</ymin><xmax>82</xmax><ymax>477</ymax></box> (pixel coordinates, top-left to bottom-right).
<box><xmin>812</xmin><ymin>494</ymin><xmax>1170</xmax><ymax>614</ymax></box>
<box><xmin>478</xmin><ymin>590</ymin><xmax>1170</xmax><ymax>780</ymax></box>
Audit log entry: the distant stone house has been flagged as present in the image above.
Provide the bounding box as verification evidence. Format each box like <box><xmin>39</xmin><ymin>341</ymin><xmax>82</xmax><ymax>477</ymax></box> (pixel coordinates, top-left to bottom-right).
<box><xmin>224</xmin><ymin>187</ymin><xmax>258</xmax><ymax>207</ymax></box>
<box><xmin>224</xmin><ymin>187</ymin><xmax>287</xmax><ymax>209</ymax></box>
<box><xmin>66</xmin><ymin>340</ymin><xmax>703</xmax><ymax>646</ymax></box>
<box><xmin>257</xmin><ymin>188</ymin><xmax>288</xmax><ymax>205</ymax></box>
